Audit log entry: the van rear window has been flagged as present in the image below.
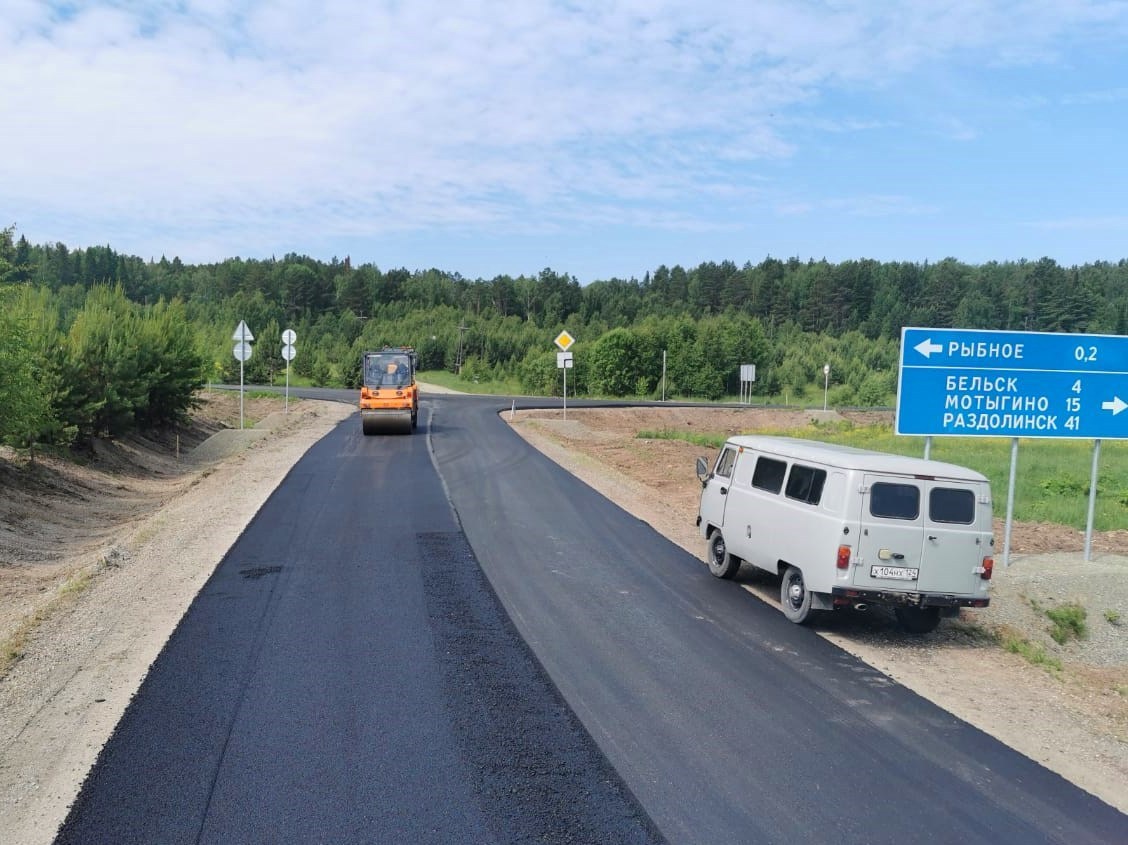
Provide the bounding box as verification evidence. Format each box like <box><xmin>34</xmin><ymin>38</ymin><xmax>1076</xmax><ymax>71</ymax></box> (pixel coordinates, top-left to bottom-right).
<box><xmin>785</xmin><ymin>464</ymin><xmax>827</xmax><ymax>505</ymax></box>
<box><xmin>870</xmin><ymin>483</ymin><xmax>920</xmax><ymax>520</ymax></box>
<box><xmin>751</xmin><ymin>457</ymin><xmax>786</xmax><ymax>493</ymax></box>
<box><xmin>930</xmin><ymin>488</ymin><xmax>976</xmax><ymax>524</ymax></box>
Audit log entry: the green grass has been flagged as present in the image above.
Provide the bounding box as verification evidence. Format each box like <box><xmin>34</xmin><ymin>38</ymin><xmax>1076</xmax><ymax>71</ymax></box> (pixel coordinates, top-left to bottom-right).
<box><xmin>244</xmin><ymin>390</ymin><xmax>293</xmax><ymax>400</ymax></box>
<box><xmin>270</xmin><ymin>373</ymin><xmax>317</xmax><ymax>387</ymax></box>
<box><xmin>1042</xmin><ymin>602</ymin><xmax>1088</xmax><ymax>644</ymax></box>
<box><xmin>637</xmin><ymin>428</ymin><xmax>724</xmax><ymax>449</ymax></box>
<box><xmin>1000</xmin><ymin>630</ymin><xmax>1064</xmax><ymax>673</ymax></box>
<box><xmin>416</xmin><ymin>370</ymin><xmax>524</xmax><ymax>395</ymax></box>
<box><xmin>1104</xmin><ymin>609</ymin><xmax>1121</xmax><ymax>626</ymax></box>
<box><xmin>643</xmin><ymin>418</ymin><xmax>1128</xmax><ymax>531</ymax></box>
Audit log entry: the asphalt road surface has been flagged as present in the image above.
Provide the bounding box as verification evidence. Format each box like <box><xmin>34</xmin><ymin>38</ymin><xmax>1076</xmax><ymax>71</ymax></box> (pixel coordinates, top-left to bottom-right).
<box><xmin>57</xmin><ymin>390</ymin><xmax>1127</xmax><ymax>844</ymax></box>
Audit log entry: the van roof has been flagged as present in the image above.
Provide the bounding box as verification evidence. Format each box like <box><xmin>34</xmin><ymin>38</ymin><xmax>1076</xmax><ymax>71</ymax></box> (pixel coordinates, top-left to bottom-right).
<box><xmin>725</xmin><ymin>435</ymin><xmax>989</xmax><ymax>482</ymax></box>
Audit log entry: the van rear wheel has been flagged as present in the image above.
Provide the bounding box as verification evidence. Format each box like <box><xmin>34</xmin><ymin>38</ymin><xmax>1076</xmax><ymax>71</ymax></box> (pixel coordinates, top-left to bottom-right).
<box><xmin>780</xmin><ymin>565</ymin><xmax>813</xmax><ymax>624</ymax></box>
<box><xmin>894</xmin><ymin>606</ymin><xmax>941</xmax><ymax>634</ymax></box>
<box><xmin>707</xmin><ymin>531</ymin><xmax>740</xmax><ymax>580</ymax></box>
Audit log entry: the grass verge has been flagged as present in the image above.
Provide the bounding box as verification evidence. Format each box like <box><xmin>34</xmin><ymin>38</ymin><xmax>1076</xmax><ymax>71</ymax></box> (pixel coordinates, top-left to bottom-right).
<box><xmin>417</xmin><ymin>370</ymin><xmax>523</xmax><ymax>395</ymax></box>
<box><xmin>1045</xmin><ymin>603</ymin><xmax>1088</xmax><ymax>645</ymax></box>
<box><xmin>998</xmin><ymin>627</ymin><xmax>1064</xmax><ymax>673</ymax></box>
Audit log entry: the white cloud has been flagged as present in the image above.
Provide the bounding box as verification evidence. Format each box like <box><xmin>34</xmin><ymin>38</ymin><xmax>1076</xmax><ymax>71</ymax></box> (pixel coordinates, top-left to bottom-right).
<box><xmin>1028</xmin><ymin>216</ymin><xmax>1128</xmax><ymax>231</ymax></box>
<box><xmin>1062</xmin><ymin>86</ymin><xmax>1128</xmax><ymax>105</ymax></box>
<box><xmin>777</xmin><ymin>194</ymin><xmax>938</xmax><ymax>218</ymax></box>
<box><xmin>2</xmin><ymin>1</ymin><xmax>1126</xmax><ymax>265</ymax></box>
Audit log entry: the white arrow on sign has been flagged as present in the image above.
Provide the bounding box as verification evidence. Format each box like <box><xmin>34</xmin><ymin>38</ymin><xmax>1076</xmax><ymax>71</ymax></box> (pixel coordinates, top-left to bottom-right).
<box><xmin>914</xmin><ymin>338</ymin><xmax>944</xmax><ymax>358</ymax></box>
<box><xmin>1101</xmin><ymin>396</ymin><xmax>1127</xmax><ymax>415</ymax></box>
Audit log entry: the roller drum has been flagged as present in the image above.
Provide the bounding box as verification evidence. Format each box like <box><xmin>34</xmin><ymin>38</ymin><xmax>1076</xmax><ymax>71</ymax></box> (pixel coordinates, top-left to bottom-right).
<box><xmin>361</xmin><ymin>411</ymin><xmax>414</xmax><ymax>435</ymax></box>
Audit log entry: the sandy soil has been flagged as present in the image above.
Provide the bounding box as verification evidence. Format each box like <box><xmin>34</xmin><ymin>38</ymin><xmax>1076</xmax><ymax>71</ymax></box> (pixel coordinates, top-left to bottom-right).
<box><xmin>0</xmin><ymin>395</ymin><xmax>1124</xmax><ymax>845</ymax></box>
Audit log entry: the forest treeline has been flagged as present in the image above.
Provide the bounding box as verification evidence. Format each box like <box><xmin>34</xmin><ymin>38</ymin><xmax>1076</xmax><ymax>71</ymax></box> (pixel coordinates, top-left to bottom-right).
<box><xmin>2</xmin><ymin>225</ymin><xmax>1127</xmax><ymax>449</ymax></box>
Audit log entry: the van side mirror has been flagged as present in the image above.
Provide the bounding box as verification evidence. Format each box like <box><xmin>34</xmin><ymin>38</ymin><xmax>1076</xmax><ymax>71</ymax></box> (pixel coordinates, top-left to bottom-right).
<box><xmin>695</xmin><ymin>456</ymin><xmax>710</xmax><ymax>486</ymax></box>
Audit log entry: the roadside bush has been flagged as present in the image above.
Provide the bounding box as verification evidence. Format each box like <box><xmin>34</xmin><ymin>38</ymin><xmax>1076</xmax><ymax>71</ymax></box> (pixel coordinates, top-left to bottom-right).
<box><xmin>0</xmin><ymin>286</ymin><xmax>55</xmax><ymax>448</ymax></box>
<box><xmin>1045</xmin><ymin>603</ymin><xmax>1088</xmax><ymax>645</ymax></box>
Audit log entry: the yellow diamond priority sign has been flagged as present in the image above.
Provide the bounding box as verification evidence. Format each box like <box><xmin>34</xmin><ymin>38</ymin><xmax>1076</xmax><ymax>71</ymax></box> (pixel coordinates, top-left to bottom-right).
<box><xmin>554</xmin><ymin>330</ymin><xmax>575</xmax><ymax>351</ymax></box>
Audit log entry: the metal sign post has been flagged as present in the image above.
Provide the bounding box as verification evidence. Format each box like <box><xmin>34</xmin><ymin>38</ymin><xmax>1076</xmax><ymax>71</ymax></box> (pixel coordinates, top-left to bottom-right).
<box><xmin>740</xmin><ymin>364</ymin><xmax>756</xmax><ymax>404</ymax></box>
<box><xmin>282</xmin><ymin>329</ymin><xmax>297</xmax><ymax>413</ymax></box>
<box><xmin>232</xmin><ymin>320</ymin><xmax>254</xmax><ymax>429</ymax></box>
<box><xmin>557</xmin><ymin>352</ymin><xmax>573</xmax><ymax>419</ymax></box>
<box><xmin>897</xmin><ymin>327</ymin><xmax>1128</xmax><ymax>562</ymax></box>
<box><xmin>1085</xmin><ymin>440</ymin><xmax>1101</xmax><ymax>561</ymax></box>
<box><xmin>1003</xmin><ymin>438</ymin><xmax>1019</xmax><ymax>568</ymax></box>
<box><xmin>555</xmin><ymin>331</ymin><xmax>575</xmax><ymax>420</ymax></box>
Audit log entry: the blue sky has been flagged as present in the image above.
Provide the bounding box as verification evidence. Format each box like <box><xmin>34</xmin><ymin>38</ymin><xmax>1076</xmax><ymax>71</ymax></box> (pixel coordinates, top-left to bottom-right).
<box><xmin>3</xmin><ymin>1</ymin><xmax>1128</xmax><ymax>283</ymax></box>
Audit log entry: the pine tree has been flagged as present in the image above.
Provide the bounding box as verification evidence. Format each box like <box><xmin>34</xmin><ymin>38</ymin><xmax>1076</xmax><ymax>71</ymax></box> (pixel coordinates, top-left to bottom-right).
<box><xmin>0</xmin><ymin>286</ymin><xmax>54</xmax><ymax>452</ymax></box>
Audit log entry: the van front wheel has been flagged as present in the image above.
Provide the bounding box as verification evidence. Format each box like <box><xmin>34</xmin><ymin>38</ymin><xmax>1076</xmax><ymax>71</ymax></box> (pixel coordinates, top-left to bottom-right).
<box><xmin>707</xmin><ymin>532</ymin><xmax>740</xmax><ymax>580</ymax></box>
<box><xmin>894</xmin><ymin>606</ymin><xmax>941</xmax><ymax>634</ymax></box>
<box><xmin>780</xmin><ymin>566</ymin><xmax>813</xmax><ymax>624</ymax></box>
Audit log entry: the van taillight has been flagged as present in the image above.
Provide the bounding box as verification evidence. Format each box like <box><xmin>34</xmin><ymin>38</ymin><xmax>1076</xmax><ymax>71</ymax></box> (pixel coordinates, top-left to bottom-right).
<box><xmin>836</xmin><ymin>545</ymin><xmax>851</xmax><ymax>570</ymax></box>
<box><xmin>980</xmin><ymin>556</ymin><xmax>994</xmax><ymax>580</ymax></box>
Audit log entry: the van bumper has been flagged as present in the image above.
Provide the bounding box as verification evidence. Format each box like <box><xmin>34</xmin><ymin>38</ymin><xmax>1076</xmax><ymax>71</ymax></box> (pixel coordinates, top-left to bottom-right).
<box><xmin>831</xmin><ymin>587</ymin><xmax>990</xmax><ymax>609</ymax></box>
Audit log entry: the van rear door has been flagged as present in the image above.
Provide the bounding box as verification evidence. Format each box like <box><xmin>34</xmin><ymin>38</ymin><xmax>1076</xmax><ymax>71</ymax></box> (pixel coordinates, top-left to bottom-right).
<box><xmin>915</xmin><ymin>481</ymin><xmax>988</xmax><ymax>595</ymax></box>
<box><xmin>854</xmin><ymin>477</ymin><xmax>925</xmax><ymax>591</ymax></box>
<box><xmin>855</xmin><ymin>476</ymin><xmax>988</xmax><ymax>596</ymax></box>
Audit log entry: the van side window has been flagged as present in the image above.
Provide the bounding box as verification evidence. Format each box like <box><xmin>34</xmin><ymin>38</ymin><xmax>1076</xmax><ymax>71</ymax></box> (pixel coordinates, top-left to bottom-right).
<box><xmin>930</xmin><ymin>488</ymin><xmax>975</xmax><ymax>524</ymax></box>
<box><xmin>751</xmin><ymin>457</ymin><xmax>786</xmax><ymax>493</ymax></box>
<box><xmin>715</xmin><ymin>447</ymin><xmax>738</xmax><ymax>479</ymax></box>
<box><xmin>870</xmin><ymin>482</ymin><xmax>920</xmax><ymax>520</ymax></box>
<box><xmin>785</xmin><ymin>464</ymin><xmax>827</xmax><ymax>505</ymax></box>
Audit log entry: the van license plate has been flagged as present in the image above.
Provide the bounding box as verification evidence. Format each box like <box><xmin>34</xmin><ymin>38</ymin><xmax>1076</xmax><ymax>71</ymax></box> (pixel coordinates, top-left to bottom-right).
<box><xmin>871</xmin><ymin>565</ymin><xmax>919</xmax><ymax>581</ymax></box>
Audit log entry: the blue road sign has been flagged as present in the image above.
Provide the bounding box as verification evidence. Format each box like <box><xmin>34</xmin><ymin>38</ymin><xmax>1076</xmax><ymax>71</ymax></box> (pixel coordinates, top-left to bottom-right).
<box><xmin>897</xmin><ymin>327</ymin><xmax>1128</xmax><ymax>439</ymax></box>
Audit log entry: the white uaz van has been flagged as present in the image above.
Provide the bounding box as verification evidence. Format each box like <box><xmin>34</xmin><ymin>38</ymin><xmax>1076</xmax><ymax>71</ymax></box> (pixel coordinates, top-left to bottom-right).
<box><xmin>696</xmin><ymin>436</ymin><xmax>994</xmax><ymax>633</ymax></box>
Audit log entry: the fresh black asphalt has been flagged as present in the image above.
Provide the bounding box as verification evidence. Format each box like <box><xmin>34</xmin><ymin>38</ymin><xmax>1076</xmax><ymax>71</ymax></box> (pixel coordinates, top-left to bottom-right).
<box><xmin>432</xmin><ymin>394</ymin><xmax>1127</xmax><ymax>845</ymax></box>
<box><xmin>56</xmin><ymin>389</ymin><xmax>1127</xmax><ymax>844</ymax></box>
<box><xmin>55</xmin><ymin>401</ymin><xmax>662</xmax><ymax>844</ymax></box>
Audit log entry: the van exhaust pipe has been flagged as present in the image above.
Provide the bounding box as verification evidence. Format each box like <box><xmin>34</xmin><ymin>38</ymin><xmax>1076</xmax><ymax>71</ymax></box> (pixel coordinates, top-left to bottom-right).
<box><xmin>852</xmin><ymin>602</ymin><xmax>869</xmax><ymax>612</ymax></box>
